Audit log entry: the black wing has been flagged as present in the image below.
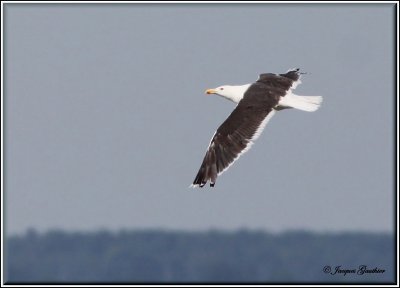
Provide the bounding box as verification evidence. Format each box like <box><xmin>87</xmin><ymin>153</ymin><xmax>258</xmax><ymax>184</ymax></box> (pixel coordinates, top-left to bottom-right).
<box><xmin>257</xmin><ymin>68</ymin><xmax>302</xmax><ymax>110</ymax></box>
<box><xmin>257</xmin><ymin>68</ymin><xmax>301</xmax><ymax>92</ymax></box>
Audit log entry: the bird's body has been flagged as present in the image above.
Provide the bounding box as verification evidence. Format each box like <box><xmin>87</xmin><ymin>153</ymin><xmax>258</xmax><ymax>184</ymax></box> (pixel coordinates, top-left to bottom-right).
<box><xmin>191</xmin><ymin>69</ymin><xmax>322</xmax><ymax>188</ymax></box>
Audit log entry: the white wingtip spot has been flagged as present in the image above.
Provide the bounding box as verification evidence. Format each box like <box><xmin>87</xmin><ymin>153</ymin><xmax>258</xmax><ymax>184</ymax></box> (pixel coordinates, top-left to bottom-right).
<box><xmin>286</xmin><ymin>67</ymin><xmax>299</xmax><ymax>73</ymax></box>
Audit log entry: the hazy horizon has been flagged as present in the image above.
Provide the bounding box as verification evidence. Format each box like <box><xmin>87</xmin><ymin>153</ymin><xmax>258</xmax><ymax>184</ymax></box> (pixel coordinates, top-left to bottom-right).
<box><xmin>6</xmin><ymin>229</ymin><xmax>394</xmax><ymax>283</ymax></box>
<box><xmin>8</xmin><ymin>225</ymin><xmax>396</xmax><ymax>238</ymax></box>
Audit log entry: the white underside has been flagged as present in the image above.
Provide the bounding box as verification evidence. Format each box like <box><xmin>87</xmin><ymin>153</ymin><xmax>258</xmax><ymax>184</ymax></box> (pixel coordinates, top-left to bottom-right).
<box><xmin>290</xmin><ymin>78</ymin><xmax>302</xmax><ymax>90</ymax></box>
<box><xmin>278</xmin><ymin>92</ymin><xmax>323</xmax><ymax>112</ymax></box>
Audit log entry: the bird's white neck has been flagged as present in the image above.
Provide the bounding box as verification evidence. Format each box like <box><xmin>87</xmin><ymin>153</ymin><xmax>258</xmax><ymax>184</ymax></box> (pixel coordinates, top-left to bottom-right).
<box><xmin>218</xmin><ymin>84</ymin><xmax>251</xmax><ymax>103</ymax></box>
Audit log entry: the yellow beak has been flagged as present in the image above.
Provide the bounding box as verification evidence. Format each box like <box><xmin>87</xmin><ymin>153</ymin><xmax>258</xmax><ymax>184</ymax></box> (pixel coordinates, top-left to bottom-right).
<box><xmin>205</xmin><ymin>89</ymin><xmax>217</xmax><ymax>95</ymax></box>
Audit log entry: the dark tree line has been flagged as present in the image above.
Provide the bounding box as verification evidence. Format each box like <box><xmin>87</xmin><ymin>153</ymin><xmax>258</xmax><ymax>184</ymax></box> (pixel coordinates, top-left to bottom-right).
<box><xmin>5</xmin><ymin>229</ymin><xmax>395</xmax><ymax>284</ymax></box>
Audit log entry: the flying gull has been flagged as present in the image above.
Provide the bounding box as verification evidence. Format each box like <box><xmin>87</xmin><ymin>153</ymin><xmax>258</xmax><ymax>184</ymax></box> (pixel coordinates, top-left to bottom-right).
<box><xmin>191</xmin><ymin>68</ymin><xmax>322</xmax><ymax>188</ymax></box>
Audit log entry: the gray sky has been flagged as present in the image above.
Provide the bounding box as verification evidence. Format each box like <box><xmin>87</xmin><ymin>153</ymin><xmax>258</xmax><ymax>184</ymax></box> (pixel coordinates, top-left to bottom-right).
<box><xmin>4</xmin><ymin>4</ymin><xmax>395</xmax><ymax>235</ymax></box>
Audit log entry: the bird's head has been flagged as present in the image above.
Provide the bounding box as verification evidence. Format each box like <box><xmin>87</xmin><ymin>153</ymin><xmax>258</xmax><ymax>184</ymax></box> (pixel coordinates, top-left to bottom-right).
<box><xmin>205</xmin><ymin>84</ymin><xmax>250</xmax><ymax>104</ymax></box>
<box><xmin>205</xmin><ymin>85</ymin><xmax>232</xmax><ymax>98</ymax></box>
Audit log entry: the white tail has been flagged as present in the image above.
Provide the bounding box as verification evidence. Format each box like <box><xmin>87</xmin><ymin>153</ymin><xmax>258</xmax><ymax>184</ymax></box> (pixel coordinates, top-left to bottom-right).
<box><xmin>278</xmin><ymin>93</ymin><xmax>323</xmax><ymax>112</ymax></box>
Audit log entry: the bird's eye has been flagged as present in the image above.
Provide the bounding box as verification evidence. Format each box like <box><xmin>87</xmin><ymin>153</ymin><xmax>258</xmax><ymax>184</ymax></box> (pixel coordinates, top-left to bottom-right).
<box><xmin>220</xmin><ymin>88</ymin><xmax>224</xmax><ymax>90</ymax></box>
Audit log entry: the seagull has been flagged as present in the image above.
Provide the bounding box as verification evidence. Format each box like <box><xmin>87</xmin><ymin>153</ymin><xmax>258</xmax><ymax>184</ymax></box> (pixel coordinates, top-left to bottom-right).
<box><xmin>191</xmin><ymin>68</ymin><xmax>322</xmax><ymax>188</ymax></box>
